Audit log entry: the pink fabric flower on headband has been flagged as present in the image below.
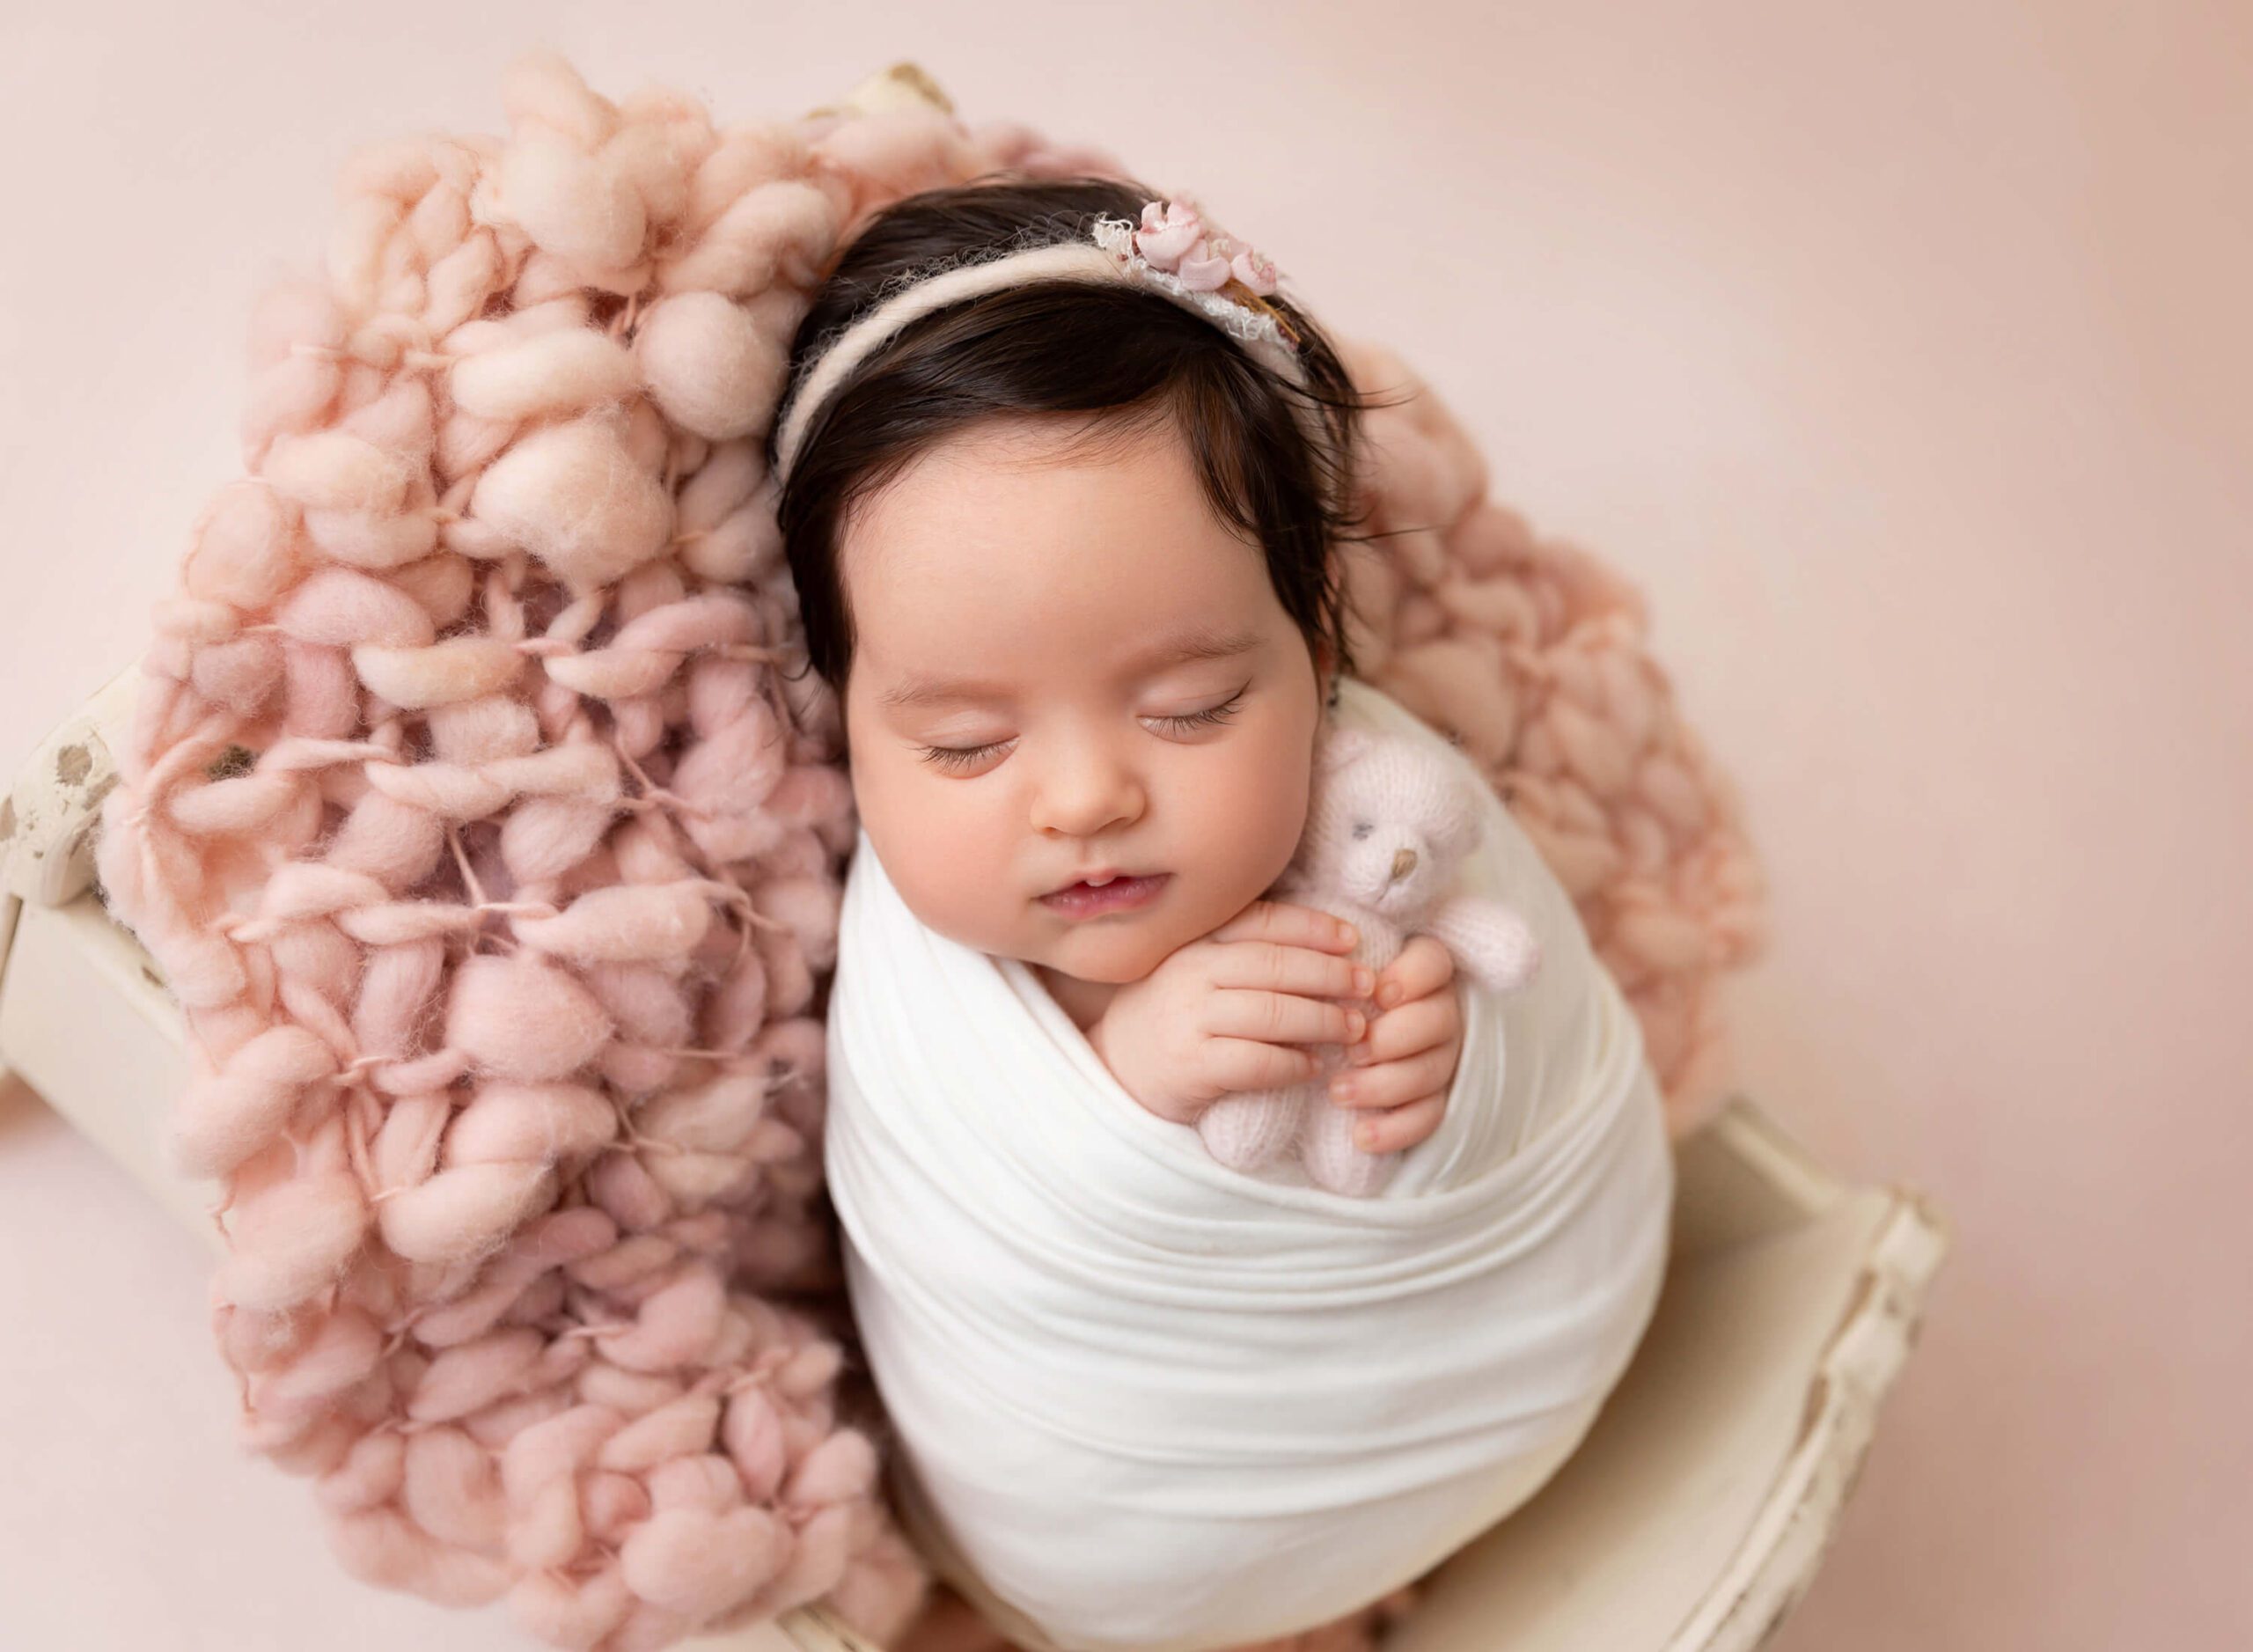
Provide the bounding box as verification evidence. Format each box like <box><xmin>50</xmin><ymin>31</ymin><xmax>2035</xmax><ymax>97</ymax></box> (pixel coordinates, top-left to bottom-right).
<box><xmin>1134</xmin><ymin>200</ymin><xmax>1206</xmax><ymax>268</ymax></box>
<box><xmin>1135</xmin><ymin>198</ymin><xmax>1282</xmax><ymax>297</ymax></box>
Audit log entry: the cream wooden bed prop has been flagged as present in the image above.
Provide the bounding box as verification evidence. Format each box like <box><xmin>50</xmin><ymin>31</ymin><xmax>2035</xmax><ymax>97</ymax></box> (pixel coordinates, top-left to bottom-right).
<box><xmin>0</xmin><ymin>670</ymin><xmax>1948</xmax><ymax>1652</ymax></box>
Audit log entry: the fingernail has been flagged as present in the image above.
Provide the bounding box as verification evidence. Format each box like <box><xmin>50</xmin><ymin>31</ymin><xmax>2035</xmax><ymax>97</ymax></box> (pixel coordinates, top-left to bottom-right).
<box><xmin>1356</xmin><ymin>1124</ymin><xmax>1378</xmax><ymax>1149</ymax></box>
<box><xmin>1354</xmin><ymin>967</ymin><xmax>1375</xmax><ymax>995</ymax></box>
<box><xmin>1331</xmin><ymin>1077</ymin><xmax>1356</xmax><ymax>1100</ymax></box>
<box><xmin>1379</xmin><ymin>982</ymin><xmax>1402</xmax><ymax>1008</ymax></box>
<box><xmin>1336</xmin><ymin>921</ymin><xmax>1357</xmax><ymax>945</ymax></box>
<box><xmin>1346</xmin><ymin>1011</ymin><xmax>1366</xmax><ymax>1039</ymax></box>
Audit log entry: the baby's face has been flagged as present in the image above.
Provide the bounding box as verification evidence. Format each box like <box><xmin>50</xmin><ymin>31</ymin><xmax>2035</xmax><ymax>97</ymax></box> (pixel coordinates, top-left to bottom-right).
<box><xmin>839</xmin><ymin>412</ymin><xmax>1330</xmax><ymax>1001</ymax></box>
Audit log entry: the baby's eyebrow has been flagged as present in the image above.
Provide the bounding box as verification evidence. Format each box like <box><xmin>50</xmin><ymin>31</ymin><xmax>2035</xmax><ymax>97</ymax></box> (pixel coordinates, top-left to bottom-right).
<box><xmin>876</xmin><ymin>623</ymin><xmax>1263</xmax><ymax>711</ymax></box>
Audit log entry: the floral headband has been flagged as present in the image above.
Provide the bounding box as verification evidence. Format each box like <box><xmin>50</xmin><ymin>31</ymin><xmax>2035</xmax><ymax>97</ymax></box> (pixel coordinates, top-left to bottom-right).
<box><xmin>769</xmin><ymin>195</ymin><xmax>1313</xmax><ymax>486</ymax></box>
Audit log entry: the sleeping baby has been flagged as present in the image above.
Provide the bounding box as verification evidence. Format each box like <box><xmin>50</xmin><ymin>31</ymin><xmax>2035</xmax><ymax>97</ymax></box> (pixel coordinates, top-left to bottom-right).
<box><xmin>768</xmin><ymin>177</ymin><xmax>1674</xmax><ymax>1651</ymax></box>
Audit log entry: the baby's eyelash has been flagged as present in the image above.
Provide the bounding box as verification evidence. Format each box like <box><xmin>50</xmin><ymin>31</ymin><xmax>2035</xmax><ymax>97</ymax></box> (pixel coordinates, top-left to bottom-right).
<box><xmin>919</xmin><ymin>739</ymin><xmax>1008</xmax><ymax>772</ymax></box>
<box><xmin>916</xmin><ymin>687</ymin><xmax>1248</xmax><ymax>772</ymax></box>
<box><xmin>1150</xmin><ymin>686</ymin><xmax>1247</xmax><ymax>735</ymax></box>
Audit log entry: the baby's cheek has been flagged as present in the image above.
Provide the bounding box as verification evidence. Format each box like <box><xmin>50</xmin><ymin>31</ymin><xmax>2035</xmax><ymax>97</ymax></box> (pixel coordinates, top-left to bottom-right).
<box><xmin>1209</xmin><ymin>762</ymin><xmax>1318</xmax><ymax>905</ymax></box>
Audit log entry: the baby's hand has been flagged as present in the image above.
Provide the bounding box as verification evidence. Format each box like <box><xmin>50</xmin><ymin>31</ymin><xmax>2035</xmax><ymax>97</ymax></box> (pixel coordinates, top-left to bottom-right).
<box><xmin>1090</xmin><ymin>899</ymin><xmax>1375</xmax><ymax>1127</ymax></box>
<box><xmin>1328</xmin><ymin>936</ymin><xmax>1465</xmax><ymax>1156</ymax></box>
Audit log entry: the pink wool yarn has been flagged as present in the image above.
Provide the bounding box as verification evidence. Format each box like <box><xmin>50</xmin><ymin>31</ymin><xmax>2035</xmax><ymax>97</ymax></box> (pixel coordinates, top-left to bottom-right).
<box><xmin>94</xmin><ymin>50</ymin><xmax>1765</xmax><ymax>1652</ymax></box>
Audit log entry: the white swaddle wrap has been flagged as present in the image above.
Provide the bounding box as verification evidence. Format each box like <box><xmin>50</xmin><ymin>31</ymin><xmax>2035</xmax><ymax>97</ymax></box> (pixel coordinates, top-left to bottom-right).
<box><xmin>824</xmin><ymin>678</ymin><xmax>1674</xmax><ymax>1652</ymax></box>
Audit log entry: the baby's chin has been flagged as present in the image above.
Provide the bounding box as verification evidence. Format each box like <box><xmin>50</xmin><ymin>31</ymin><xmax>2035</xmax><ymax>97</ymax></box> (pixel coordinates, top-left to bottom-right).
<box><xmin>1036</xmin><ymin>945</ymin><xmax>1160</xmax><ymax>987</ymax></box>
<box><xmin>922</xmin><ymin>910</ymin><xmax>1167</xmax><ymax>986</ymax></box>
<box><xmin>1002</xmin><ymin>914</ymin><xmax>1188</xmax><ymax>988</ymax></box>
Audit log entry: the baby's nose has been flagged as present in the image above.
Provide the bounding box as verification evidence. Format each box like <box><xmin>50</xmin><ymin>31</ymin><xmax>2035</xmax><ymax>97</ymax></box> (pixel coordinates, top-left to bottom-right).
<box><xmin>1031</xmin><ymin>759</ymin><xmax>1145</xmax><ymax>839</ymax></box>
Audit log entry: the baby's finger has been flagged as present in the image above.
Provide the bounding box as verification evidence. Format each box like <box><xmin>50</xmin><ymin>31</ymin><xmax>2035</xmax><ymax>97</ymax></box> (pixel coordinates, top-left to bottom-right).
<box><xmin>1207</xmin><ymin>988</ymin><xmax>1366</xmax><ymax>1051</ymax></box>
<box><xmin>1374</xmin><ymin>935</ymin><xmax>1455</xmax><ymax>1010</ymax></box>
<box><xmin>1353</xmin><ymin>1093</ymin><xmax>1448</xmax><ymax>1156</ymax></box>
<box><xmin>1204</xmin><ymin>1035</ymin><xmax>1323</xmax><ymax>1096</ymax></box>
<box><xmin>1347</xmin><ymin>989</ymin><xmax>1455</xmax><ymax>1066</ymax></box>
<box><xmin>1206</xmin><ymin>939</ymin><xmax>1373</xmax><ymax>1006</ymax></box>
<box><xmin>1209</xmin><ymin>899</ymin><xmax>1360</xmax><ymax>956</ymax></box>
<box><xmin>1329</xmin><ymin>1040</ymin><xmax>1459</xmax><ymax>1110</ymax></box>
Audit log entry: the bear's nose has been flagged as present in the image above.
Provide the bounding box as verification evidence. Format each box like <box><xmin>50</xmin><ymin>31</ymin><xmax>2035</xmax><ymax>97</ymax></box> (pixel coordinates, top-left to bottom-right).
<box><xmin>1390</xmin><ymin>847</ymin><xmax>1418</xmax><ymax>883</ymax></box>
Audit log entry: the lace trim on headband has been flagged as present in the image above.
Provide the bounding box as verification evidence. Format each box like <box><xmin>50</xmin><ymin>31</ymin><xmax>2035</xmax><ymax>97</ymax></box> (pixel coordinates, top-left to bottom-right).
<box><xmin>1087</xmin><ymin>214</ymin><xmax>1300</xmax><ymax>356</ymax></box>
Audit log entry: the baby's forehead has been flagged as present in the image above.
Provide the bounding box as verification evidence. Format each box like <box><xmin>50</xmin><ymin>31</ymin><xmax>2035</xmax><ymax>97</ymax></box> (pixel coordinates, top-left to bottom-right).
<box><xmin>843</xmin><ymin>437</ymin><xmax>1257</xmax><ymax>598</ymax></box>
<box><xmin>847</xmin><ymin>415</ymin><xmax>1190</xmax><ymax>535</ymax></box>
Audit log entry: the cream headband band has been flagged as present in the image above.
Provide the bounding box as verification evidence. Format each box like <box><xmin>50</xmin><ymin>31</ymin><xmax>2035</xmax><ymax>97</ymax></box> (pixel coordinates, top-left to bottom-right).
<box><xmin>770</xmin><ymin>197</ymin><xmax>1316</xmax><ymax>487</ymax></box>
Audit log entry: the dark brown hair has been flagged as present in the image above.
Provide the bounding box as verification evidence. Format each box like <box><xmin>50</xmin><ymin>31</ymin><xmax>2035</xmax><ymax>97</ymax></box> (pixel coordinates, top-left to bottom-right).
<box><xmin>768</xmin><ymin>174</ymin><xmax>1394</xmax><ymax>706</ymax></box>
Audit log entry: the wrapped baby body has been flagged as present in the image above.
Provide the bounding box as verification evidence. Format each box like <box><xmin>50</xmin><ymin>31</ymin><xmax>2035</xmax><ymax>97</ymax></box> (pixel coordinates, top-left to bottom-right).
<box><xmin>824</xmin><ymin>677</ymin><xmax>1673</xmax><ymax>1652</ymax></box>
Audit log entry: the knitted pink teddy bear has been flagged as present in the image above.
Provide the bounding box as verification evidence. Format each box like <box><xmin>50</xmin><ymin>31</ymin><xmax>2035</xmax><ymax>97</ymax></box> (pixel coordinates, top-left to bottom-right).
<box><xmin>1197</xmin><ymin>723</ymin><xmax>1545</xmax><ymax>1195</ymax></box>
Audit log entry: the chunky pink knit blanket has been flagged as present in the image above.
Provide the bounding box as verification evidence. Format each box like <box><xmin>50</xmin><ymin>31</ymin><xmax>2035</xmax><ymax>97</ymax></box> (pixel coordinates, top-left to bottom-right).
<box><xmin>93</xmin><ymin>50</ymin><xmax>1765</xmax><ymax>1652</ymax></box>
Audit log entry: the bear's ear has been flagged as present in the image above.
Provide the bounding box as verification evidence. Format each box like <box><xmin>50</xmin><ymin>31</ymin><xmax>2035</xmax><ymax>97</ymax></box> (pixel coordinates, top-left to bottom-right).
<box><xmin>1318</xmin><ymin>726</ymin><xmax>1378</xmax><ymax>771</ymax></box>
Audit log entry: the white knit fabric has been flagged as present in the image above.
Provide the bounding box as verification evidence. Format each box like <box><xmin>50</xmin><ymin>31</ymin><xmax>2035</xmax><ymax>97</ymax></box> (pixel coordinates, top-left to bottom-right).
<box><xmin>823</xmin><ymin>677</ymin><xmax>1674</xmax><ymax>1651</ymax></box>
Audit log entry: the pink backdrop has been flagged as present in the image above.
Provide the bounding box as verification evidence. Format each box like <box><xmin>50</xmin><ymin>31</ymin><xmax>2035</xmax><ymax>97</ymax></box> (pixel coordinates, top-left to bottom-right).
<box><xmin>3</xmin><ymin>4</ymin><xmax>2246</xmax><ymax>1648</ymax></box>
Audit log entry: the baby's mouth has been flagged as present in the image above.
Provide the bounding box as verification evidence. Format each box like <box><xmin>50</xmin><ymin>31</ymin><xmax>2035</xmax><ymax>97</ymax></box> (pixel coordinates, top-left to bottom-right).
<box><xmin>1038</xmin><ymin>873</ymin><xmax>1171</xmax><ymax>915</ymax></box>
